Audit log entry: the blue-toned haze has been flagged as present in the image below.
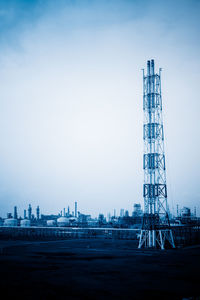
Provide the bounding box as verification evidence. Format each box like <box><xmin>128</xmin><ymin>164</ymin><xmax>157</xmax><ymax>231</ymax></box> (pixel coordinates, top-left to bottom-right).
<box><xmin>0</xmin><ymin>0</ymin><xmax>199</xmax><ymax>217</ymax></box>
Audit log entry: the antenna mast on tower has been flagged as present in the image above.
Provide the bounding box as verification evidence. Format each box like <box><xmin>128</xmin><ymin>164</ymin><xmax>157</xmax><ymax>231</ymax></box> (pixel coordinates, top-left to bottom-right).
<box><xmin>138</xmin><ymin>59</ymin><xmax>175</xmax><ymax>249</ymax></box>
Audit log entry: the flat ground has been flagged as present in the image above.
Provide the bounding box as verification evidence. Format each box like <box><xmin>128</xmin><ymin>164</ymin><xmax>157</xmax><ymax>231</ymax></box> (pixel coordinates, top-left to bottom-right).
<box><xmin>0</xmin><ymin>239</ymin><xmax>199</xmax><ymax>300</ymax></box>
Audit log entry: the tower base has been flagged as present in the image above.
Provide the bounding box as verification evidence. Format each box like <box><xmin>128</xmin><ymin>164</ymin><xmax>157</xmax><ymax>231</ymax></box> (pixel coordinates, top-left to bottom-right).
<box><xmin>138</xmin><ymin>229</ymin><xmax>175</xmax><ymax>249</ymax></box>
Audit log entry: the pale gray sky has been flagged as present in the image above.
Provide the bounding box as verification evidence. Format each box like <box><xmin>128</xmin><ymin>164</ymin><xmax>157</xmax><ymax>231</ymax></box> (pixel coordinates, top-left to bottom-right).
<box><xmin>0</xmin><ymin>0</ymin><xmax>199</xmax><ymax>218</ymax></box>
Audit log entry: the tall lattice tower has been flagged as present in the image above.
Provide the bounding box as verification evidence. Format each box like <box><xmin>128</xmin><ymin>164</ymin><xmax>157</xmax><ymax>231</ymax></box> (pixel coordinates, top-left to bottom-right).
<box><xmin>138</xmin><ymin>59</ymin><xmax>175</xmax><ymax>249</ymax></box>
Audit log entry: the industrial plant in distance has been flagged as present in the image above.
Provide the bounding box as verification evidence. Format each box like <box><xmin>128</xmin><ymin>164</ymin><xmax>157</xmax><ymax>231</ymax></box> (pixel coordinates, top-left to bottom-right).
<box><xmin>1</xmin><ymin>201</ymin><xmax>198</xmax><ymax>229</ymax></box>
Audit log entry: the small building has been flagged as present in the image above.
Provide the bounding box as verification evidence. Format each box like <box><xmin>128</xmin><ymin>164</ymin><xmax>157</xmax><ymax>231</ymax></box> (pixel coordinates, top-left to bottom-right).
<box><xmin>4</xmin><ymin>218</ymin><xmax>17</xmax><ymax>227</ymax></box>
<box><xmin>57</xmin><ymin>217</ymin><xmax>70</xmax><ymax>227</ymax></box>
<box><xmin>20</xmin><ymin>219</ymin><xmax>31</xmax><ymax>227</ymax></box>
<box><xmin>181</xmin><ymin>207</ymin><xmax>191</xmax><ymax>218</ymax></box>
<box><xmin>47</xmin><ymin>220</ymin><xmax>57</xmax><ymax>227</ymax></box>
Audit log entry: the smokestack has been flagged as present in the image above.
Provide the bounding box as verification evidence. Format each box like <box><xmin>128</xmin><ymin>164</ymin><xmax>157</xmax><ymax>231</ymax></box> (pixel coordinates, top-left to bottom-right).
<box><xmin>36</xmin><ymin>206</ymin><xmax>40</xmax><ymax>220</ymax></box>
<box><xmin>151</xmin><ymin>59</ymin><xmax>154</xmax><ymax>75</ymax></box>
<box><xmin>14</xmin><ymin>206</ymin><xmax>18</xmax><ymax>219</ymax></box>
<box><xmin>75</xmin><ymin>202</ymin><xmax>77</xmax><ymax>218</ymax></box>
<box><xmin>147</xmin><ymin>60</ymin><xmax>150</xmax><ymax>76</ymax></box>
<box><xmin>28</xmin><ymin>204</ymin><xmax>32</xmax><ymax>220</ymax></box>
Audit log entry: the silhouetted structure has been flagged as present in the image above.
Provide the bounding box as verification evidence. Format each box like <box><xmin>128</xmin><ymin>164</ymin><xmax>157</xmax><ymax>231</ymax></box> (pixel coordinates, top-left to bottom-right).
<box><xmin>36</xmin><ymin>206</ymin><xmax>40</xmax><ymax>220</ymax></box>
<box><xmin>28</xmin><ymin>204</ymin><xmax>32</xmax><ymax>220</ymax></box>
<box><xmin>132</xmin><ymin>204</ymin><xmax>143</xmax><ymax>217</ymax></box>
<box><xmin>120</xmin><ymin>209</ymin><xmax>124</xmax><ymax>218</ymax></box>
<box><xmin>14</xmin><ymin>206</ymin><xmax>18</xmax><ymax>220</ymax></box>
<box><xmin>75</xmin><ymin>201</ymin><xmax>77</xmax><ymax>218</ymax></box>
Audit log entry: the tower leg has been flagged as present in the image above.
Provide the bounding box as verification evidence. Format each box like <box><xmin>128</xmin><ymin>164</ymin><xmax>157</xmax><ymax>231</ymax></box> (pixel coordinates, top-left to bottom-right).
<box><xmin>152</xmin><ymin>230</ymin><xmax>156</xmax><ymax>247</ymax></box>
<box><xmin>138</xmin><ymin>230</ymin><xmax>143</xmax><ymax>249</ymax></box>
<box><xmin>138</xmin><ymin>229</ymin><xmax>175</xmax><ymax>249</ymax></box>
<box><xmin>138</xmin><ymin>230</ymin><xmax>150</xmax><ymax>248</ymax></box>
<box><xmin>149</xmin><ymin>230</ymin><xmax>152</xmax><ymax>247</ymax></box>
<box><xmin>159</xmin><ymin>230</ymin><xmax>165</xmax><ymax>250</ymax></box>
<box><xmin>169</xmin><ymin>230</ymin><xmax>175</xmax><ymax>248</ymax></box>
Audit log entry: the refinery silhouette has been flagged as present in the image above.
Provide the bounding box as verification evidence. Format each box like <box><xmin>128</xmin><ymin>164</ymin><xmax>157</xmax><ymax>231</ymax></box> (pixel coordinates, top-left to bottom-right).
<box><xmin>1</xmin><ymin>201</ymin><xmax>198</xmax><ymax>229</ymax></box>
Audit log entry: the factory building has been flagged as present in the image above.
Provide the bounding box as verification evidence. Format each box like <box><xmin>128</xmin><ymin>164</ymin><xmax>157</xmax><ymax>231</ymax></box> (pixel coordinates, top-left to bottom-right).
<box><xmin>57</xmin><ymin>217</ymin><xmax>70</xmax><ymax>227</ymax></box>
<box><xmin>4</xmin><ymin>218</ymin><xmax>17</xmax><ymax>227</ymax></box>
<box><xmin>47</xmin><ymin>220</ymin><xmax>57</xmax><ymax>227</ymax></box>
<box><xmin>20</xmin><ymin>219</ymin><xmax>31</xmax><ymax>227</ymax></box>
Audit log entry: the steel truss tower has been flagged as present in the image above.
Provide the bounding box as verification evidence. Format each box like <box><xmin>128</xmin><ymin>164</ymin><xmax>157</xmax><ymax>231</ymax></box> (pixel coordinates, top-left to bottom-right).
<box><xmin>138</xmin><ymin>60</ymin><xmax>175</xmax><ymax>249</ymax></box>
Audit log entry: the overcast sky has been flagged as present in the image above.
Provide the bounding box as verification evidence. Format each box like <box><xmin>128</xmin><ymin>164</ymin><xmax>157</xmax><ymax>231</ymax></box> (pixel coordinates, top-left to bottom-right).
<box><xmin>0</xmin><ymin>0</ymin><xmax>199</xmax><ymax>218</ymax></box>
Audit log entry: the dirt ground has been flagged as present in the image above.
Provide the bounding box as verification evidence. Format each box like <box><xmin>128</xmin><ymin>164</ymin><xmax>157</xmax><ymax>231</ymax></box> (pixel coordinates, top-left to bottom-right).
<box><xmin>0</xmin><ymin>239</ymin><xmax>199</xmax><ymax>300</ymax></box>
